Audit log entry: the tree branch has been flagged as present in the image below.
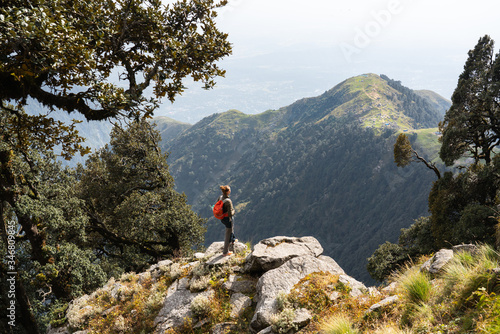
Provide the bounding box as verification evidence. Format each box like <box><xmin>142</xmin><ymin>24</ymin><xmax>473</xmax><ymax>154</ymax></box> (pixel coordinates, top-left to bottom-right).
<box><xmin>412</xmin><ymin>149</ymin><xmax>441</xmax><ymax>179</ymax></box>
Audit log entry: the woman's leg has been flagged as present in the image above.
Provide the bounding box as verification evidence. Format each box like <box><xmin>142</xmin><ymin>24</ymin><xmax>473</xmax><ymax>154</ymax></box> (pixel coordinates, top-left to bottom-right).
<box><xmin>223</xmin><ymin>219</ymin><xmax>234</xmax><ymax>254</ymax></box>
<box><xmin>223</xmin><ymin>227</ymin><xmax>232</xmax><ymax>254</ymax></box>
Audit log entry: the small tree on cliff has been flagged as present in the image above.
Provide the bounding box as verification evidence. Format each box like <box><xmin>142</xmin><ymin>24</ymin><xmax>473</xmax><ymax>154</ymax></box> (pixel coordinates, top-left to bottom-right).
<box><xmin>394</xmin><ymin>133</ymin><xmax>441</xmax><ymax>179</ymax></box>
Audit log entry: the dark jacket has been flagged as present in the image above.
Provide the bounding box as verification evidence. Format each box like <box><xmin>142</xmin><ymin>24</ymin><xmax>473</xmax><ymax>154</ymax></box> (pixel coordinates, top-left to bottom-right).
<box><xmin>219</xmin><ymin>194</ymin><xmax>235</xmax><ymax>219</ymax></box>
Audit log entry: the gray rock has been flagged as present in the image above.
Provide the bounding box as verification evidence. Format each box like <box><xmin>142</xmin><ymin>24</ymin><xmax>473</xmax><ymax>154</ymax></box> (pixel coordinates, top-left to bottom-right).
<box><xmin>250</xmin><ymin>255</ymin><xmax>347</xmax><ymax>332</ymax></box>
<box><xmin>421</xmin><ymin>249</ymin><xmax>454</xmax><ymax>274</ymax></box>
<box><xmin>245</xmin><ymin>236</ymin><xmax>323</xmax><ymax>273</ymax></box>
<box><xmin>293</xmin><ymin>308</ymin><xmax>312</xmax><ymax>328</ymax></box>
<box><xmin>147</xmin><ymin>259</ymin><xmax>173</xmax><ymax>272</ymax></box>
<box><xmin>230</xmin><ymin>292</ymin><xmax>252</xmax><ymax>318</ymax></box>
<box><xmin>222</xmin><ymin>274</ymin><xmax>256</xmax><ymax>294</ymax></box>
<box><xmin>206</xmin><ymin>253</ymin><xmax>236</xmax><ymax>266</ymax></box>
<box><xmin>452</xmin><ymin>244</ymin><xmax>478</xmax><ymax>255</ymax></box>
<box><xmin>205</xmin><ymin>241</ymin><xmax>248</xmax><ymax>257</ymax></box>
<box><xmin>317</xmin><ymin>255</ymin><xmax>346</xmax><ymax>275</ymax></box>
<box><xmin>256</xmin><ymin>327</ymin><xmax>274</xmax><ymax>334</ymax></box>
<box><xmin>338</xmin><ymin>274</ymin><xmax>367</xmax><ymax>297</ymax></box>
<box><xmin>365</xmin><ymin>295</ymin><xmax>399</xmax><ymax>315</ymax></box>
<box><xmin>193</xmin><ymin>252</ymin><xmax>206</xmax><ymax>259</ymax></box>
<box><xmin>211</xmin><ymin>322</ymin><xmax>238</xmax><ymax>334</ymax></box>
<box><xmin>382</xmin><ymin>281</ymin><xmax>398</xmax><ymax>294</ymax></box>
<box><xmin>153</xmin><ymin>277</ymin><xmax>212</xmax><ymax>333</ymax></box>
<box><xmin>367</xmin><ymin>286</ymin><xmax>382</xmax><ymax>297</ymax></box>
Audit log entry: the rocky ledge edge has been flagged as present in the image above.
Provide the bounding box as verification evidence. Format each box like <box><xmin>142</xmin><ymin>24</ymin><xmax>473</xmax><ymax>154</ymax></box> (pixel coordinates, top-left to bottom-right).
<box><xmin>48</xmin><ymin>236</ymin><xmax>383</xmax><ymax>334</ymax></box>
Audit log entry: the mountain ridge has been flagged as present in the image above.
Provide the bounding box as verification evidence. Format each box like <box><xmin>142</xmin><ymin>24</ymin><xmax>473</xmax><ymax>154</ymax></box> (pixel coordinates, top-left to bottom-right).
<box><xmin>159</xmin><ymin>74</ymin><xmax>450</xmax><ymax>284</ymax></box>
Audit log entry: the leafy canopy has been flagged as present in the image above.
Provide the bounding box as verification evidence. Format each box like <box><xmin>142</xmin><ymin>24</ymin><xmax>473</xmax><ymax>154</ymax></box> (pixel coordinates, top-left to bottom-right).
<box><xmin>0</xmin><ymin>0</ymin><xmax>231</xmax><ymax>120</ymax></box>
<box><xmin>78</xmin><ymin>119</ymin><xmax>207</xmax><ymax>269</ymax></box>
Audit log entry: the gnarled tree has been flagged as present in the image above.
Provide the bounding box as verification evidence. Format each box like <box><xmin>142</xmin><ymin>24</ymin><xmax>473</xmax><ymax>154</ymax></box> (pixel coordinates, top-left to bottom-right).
<box><xmin>439</xmin><ymin>35</ymin><xmax>500</xmax><ymax>166</ymax></box>
<box><xmin>0</xmin><ymin>1</ymin><xmax>230</xmax><ymax>332</ymax></box>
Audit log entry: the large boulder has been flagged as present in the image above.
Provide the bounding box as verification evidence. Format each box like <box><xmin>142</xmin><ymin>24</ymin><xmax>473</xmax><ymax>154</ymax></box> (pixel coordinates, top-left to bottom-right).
<box><xmin>244</xmin><ymin>236</ymin><xmax>323</xmax><ymax>273</ymax></box>
<box><xmin>250</xmin><ymin>255</ymin><xmax>360</xmax><ymax>332</ymax></box>
<box><xmin>153</xmin><ymin>277</ymin><xmax>213</xmax><ymax>333</ymax></box>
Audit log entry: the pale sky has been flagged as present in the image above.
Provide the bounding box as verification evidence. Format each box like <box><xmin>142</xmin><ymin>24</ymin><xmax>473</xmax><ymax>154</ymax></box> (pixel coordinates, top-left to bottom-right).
<box><xmin>159</xmin><ymin>0</ymin><xmax>500</xmax><ymax>122</ymax></box>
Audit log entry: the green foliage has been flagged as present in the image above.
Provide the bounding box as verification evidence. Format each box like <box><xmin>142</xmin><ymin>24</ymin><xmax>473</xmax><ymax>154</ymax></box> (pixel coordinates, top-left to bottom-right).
<box><xmin>397</xmin><ymin>266</ymin><xmax>432</xmax><ymax>305</ymax></box>
<box><xmin>271</xmin><ymin>308</ymin><xmax>298</xmax><ymax>334</ymax></box>
<box><xmin>394</xmin><ymin>134</ymin><xmax>413</xmax><ymax>167</ymax></box>
<box><xmin>442</xmin><ymin>245</ymin><xmax>500</xmax><ymax>309</ymax></box>
<box><xmin>319</xmin><ymin>314</ymin><xmax>360</xmax><ymax>334</ymax></box>
<box><xmin>372</xmin><ymin>144</ymin><xmax>500</xmax><ymax>282</ymax></box>
<box><xmin>366</xmin><ymin>242</ymin><xmax>408</xmax><ymax>282</ymax></box>
<box><xmin>475</xmin><ymin>289</ymin><xmax>500</xmax><ymax>332</ymax></box>
<box><xmin>0</xmin><ymin>2</ymin><xmax>231</xmax><ymax>332</ymax></box>
<box><xmin>0</xmin><ymin>116</ymin><xmax>207</xmax><ymax>333</ymax></box>
<box><xmin>0</xmin><ymin>128</ymin><xmax>107</xmax><ymax>333</ymax></box>
<box><xmin>439</xmin><ymin>35</ymin><xmax>500</xmax><ymax>166</ymax></box>
<box><xmin>304</xmin><ymin>245</ymin><xmax>500</xmax><ymax>333</ymax></box>
<box><xmin>428</xmin><ymin>161</ymin><xmax>499</xmax><ymax>248</ymax></box>
<box><xmin>0</xmin><ymin>0</ymin><xmax>231</xmax><ymax>121</ymax></box>
<box><xmin>78</xmin><ymin>119</ymin><xmax>207</xmax><ymax>270</ymax></box>
<box><xmin>393</xmin><ymin>133</ymin><xmax>441</xmax><ymax>178</ymax></box>
<box><xmin>288</xmin><ymin>272</ymin><xmax>346</xmax><ymax>314</ymax></box>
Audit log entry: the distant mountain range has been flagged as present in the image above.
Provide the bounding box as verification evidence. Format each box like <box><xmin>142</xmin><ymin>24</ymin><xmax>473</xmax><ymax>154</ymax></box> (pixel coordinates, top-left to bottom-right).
<box><xmin>157</xmin><ymin>73</ymin><xmax>451</xmax><ymax>284</ymax></box>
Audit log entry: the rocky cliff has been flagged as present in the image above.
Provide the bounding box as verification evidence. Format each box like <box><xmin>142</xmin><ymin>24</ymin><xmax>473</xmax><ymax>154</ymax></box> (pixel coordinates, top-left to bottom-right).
<box><xmin>46</xmin><ymin>236</ymin><xmax>375</xmax><ymax>334</ymax></box>
<box><xmin>46</xmin><ymin>238</ymin><xmax>500</xmax><ymax>334</ymax></box>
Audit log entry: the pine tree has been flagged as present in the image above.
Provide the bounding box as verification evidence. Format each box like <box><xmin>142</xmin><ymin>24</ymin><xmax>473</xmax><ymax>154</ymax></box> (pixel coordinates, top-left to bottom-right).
<box><xmin>439</xmin><ymin>35</ymin><xmax>500</xmax><ymax>166</ymax></box>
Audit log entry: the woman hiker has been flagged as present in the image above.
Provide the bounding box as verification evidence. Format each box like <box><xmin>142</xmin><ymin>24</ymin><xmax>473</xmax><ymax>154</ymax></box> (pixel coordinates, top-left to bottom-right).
<box><xmin>217</xmin><ymin>185</ymin><xmax>236</xmax><ymax>256</ymax></box>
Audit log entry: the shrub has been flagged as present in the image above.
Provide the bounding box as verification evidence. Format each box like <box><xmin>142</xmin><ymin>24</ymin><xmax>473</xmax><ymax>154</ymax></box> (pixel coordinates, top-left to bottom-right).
<box><xmin>319</xmin><ymin>313</ymin><xmax>359</xmax><ymax>334</ymax></box>
<box><xmin>120</xmin><ymin>272</ymin><xmax>137</xmax><ymax>282</ymax></box>
<box><xmin>475</xmin><ymin>288</ymin><xmax>500</xmax><ymax>333</ymax></box>
<box><xmin>397</xmin><ymin>266</ymin><xmax>432</xmax><ymax>305</ymax></box>
<box><xmin>190</xmin><ymin>294</ymin><xmax>212</xmax><ymax>318</ymax></box>
<box><xmin>288</xmin><ymin>272</ymin><xmax>342</xmax><ymax>313</ymax></box>
<box><xmin>276</xmin><ymin>291</ymin><xmax>292</xmax><ymax>311</ymax></box>
<box><xmin>271</xmin><ymin>308</ymin><xmax>297</xmax><ymax>334</ymax></box>
<box><xmin>190</xmin><ymin>275</ymin><xmax>211</xmax><ymax>292</ymax></box>
<box><xmin>166</xmin><ymin>263</ymin><xmax>183</xmax><ymax>280</ymax></box>
<box><xmin>442</xmin><ymin>245</ymin><xmax>500</xmax><ymax>309</ymax></box>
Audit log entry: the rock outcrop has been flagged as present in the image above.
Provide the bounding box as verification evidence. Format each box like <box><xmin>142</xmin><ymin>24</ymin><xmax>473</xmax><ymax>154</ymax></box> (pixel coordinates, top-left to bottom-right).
<box><xmin>421</xmin><ymin>244</ymin><xmax>479</xmax><ymax>275</ymax></box>
<box><xmin>48</xmin><ymin>236</ymin><xmax>374</xmax><ymax>334</ymax></box>
<box><xmin>244</xmin><ymin>236</ymin><xmax>324</xmax><ymax>272</ymax></box>
<box><xmin>250</xmin><ymin>255</ymin><xmax>358</xmax><ymax>332</ymax></box>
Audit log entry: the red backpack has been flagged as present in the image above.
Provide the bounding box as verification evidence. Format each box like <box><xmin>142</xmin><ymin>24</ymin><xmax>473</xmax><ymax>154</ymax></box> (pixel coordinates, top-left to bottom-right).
<box><xmin>213</xmin><ymin>199</ymin><xmax>228</xmax><ymax>219</ymax></box>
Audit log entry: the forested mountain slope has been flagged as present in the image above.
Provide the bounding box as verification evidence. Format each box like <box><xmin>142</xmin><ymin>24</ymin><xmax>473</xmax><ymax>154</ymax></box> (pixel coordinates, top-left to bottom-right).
<box><xmin>160</xmin><ymin>74</ymin><xmax>450</xmax><ymax>283</ymax></box>
<box><xmin>153</xmin><ymin>116</ymin><xmax>192</xmax><ymax>147</ymax></box>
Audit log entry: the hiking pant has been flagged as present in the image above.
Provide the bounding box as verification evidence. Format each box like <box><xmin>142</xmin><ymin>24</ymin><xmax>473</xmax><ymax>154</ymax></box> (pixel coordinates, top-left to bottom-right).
<box><xmin>222</xmin><ymin>217</ymin><xmax>234</xmax><ymax>254</ymax></box>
